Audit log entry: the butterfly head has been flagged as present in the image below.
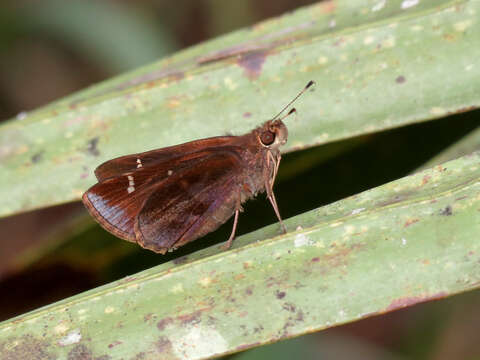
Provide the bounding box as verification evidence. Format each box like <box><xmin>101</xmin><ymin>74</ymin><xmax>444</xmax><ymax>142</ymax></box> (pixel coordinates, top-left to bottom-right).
<box><xmin>257</xmin><ymin>119</ymin><xmax>288</xmax><ymax>150</ymax></box>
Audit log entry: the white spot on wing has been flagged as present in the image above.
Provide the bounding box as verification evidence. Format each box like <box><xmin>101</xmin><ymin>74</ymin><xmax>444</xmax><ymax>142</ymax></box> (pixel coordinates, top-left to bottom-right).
<box><xmin>168</xmin><ymin>170</ymin><xmax>173</xmax><ymax>176</ymax></box>
<box><xmin>127</xmin><ymin>175</ymin><xmax>135</xmax><ymax>193</ymax></box>
<box><xmin>136</xmin><ymin>158</ymin><xmax>142</xmax><ymax>168</ymax></box>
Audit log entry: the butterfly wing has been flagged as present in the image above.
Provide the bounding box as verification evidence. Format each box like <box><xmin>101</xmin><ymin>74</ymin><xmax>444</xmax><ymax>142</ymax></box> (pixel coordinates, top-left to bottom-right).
<box><xmin>135</xmin><ymin>150</ymin><xmax>245</xmax><ymax>253</ymax></box>
<box><xmin>94</xmin><ymin>136</ymin><xmax>235</xmax><ymax>181</ymax></box>
<box><xmin>82</xmin><ymin>165</ymin><xmax>162</xmax><ymax>242</ymax></box>
<box><xmin>83</xmin><ymin>149</ymin><xmax>246</xmax><ymax>253</ymax></box>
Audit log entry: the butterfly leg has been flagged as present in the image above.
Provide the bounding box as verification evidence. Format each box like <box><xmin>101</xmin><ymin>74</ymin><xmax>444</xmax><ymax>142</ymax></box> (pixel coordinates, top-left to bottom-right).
<box><xmin>222</xmin><ymin>195</ymin><xmax>243</xmax><ymax>250</ymax></box>
<box><xmin>222</xmin><ymin>208</ymin><xmax>239</xmax><ymax>250</ymax></box>
<box><xmin>265</xmin><ymin>151</ymin><xmax>287</xmax><ymax>234</ymax></box>
<box><xmin>267</xmin><ymin>191</ymin><xmax>287</xmax><ymax>234</ymax></box>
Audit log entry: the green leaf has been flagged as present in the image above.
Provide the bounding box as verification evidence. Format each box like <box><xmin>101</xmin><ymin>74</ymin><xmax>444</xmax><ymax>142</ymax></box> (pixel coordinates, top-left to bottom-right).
<box><xmin>1</xmin><ymin>0</ymin><xmax>479</xmax><ymax>217</ymax></box>
<box><xmin>20</xmin><ymin>0</ymin><xmax>177</xmax><ymax>73</ymax></box>
<box><xmin>1</xmin><ymin>0</ymin><xmax>479</xmax><ymax>358</ymax></box>
<box><xmin>0</xmin><ymin>151</ymin><xmax>478</xmax><ymax>359</ymax></box>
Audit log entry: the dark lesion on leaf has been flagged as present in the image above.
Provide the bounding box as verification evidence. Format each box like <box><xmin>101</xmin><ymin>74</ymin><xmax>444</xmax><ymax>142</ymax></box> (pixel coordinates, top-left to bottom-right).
<box><xmin>275</xmin><ymin>290</ymin><xmax>286</xmax><ymax>299</ymax></box>
<box><xmin>440</xmin><ymin>205</ymin><xmax>453</xmax><ymax>216</ymax></box>
<box><xmin>237</xmin><ymin>50</ymin><xmax>269</xmax><ymax>80</ymax></box>
<box><xmin>86</xmin><ymin>137</ymin><xmax>100</xmax><ymax>157</ymax></box>
<box><xmin>31</xmin><ymin>151</ymin><xmax>44</xmax><ymax>164</ymax></box>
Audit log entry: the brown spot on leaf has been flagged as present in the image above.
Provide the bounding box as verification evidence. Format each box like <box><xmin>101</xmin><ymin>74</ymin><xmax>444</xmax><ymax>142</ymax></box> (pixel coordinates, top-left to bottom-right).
<box><xmin>296</xmin><ymin>310</ymin><xmax>305</xmax><ymax>322</ymax></box>
<box><xmin>275</xmin><ymin>290</ymin><xmax>286</xmax><ymax>299</ymax></box>
<box><xmin>443</xmin><ymin>33</ymin><xmax>456</xmax><ymax>42</ymax></box>
<box><xmin>156</xmin><ymin>336</ymin><xmax>174</xmax><ymax>354</ymax></box>
<box><xmin>234</xmin><ymin>274</ymin><xmax>245</xmax><ymax>281</ymax></box>
<box><xmin>440</xmin><ymin>205</ymin><xmax>452</xmax><ymax>216</ymax></box>
<box><xmin>282</xmin><ymin>302</ymin><xmax>296</xmax><ymax>312</ymax></box>
<box><xmin>319</xmin><ymin>0</ymin><xmax>336</xmax><ymax>13</ymax></box>
<box><xmin>238</xmin><ymin>311</ymin><xmax>249</xmax><ymax>318</ymax></box>
<box><xmin>144</xmin><ymin>312</ymin><xmax>156</xmax><ymax>324</ymax></box>
<box><xmin>265</xmin><ymin>274</ymin><xmax>289</xmax><ymax>288</ymax></box>
<box><xmin>377</xmin><ymin>191</ymin><xmax>415</xmax><ymax>207</ymax></box>
<box><xmin>178</xmin><ymin>310</ymin><xmax>202</xmax><ymax>326</ymax></box>
<box><xmin>86</xmin><ymin>137</ymin><xmax>100</xmax><ymax>157</ymax></box>
<box><xmin>235</xmin><ymin>342</ymin><xmax>261</xmax><ymax>352</ymax></box>
<box><xmin>385</xmin><ymin>292</ymin><xmax>448</xmax><ymax>312</ymax></box>
<box><xmin>237</xmin><ymin>51</ymin><xmax>268</xmax><ymax>80</ymax></box>
<box><xmin>68</xmin><ymin>344</ymin><xmax>93</xmax><ymax>360</ymax></box>
<box><xmin>404</xmin><ymin>218</ymin><xmax>419</xmax><ymax>227</ymax></box>
<box><xmin>119</xmin><ymin>276</ymin><xmax>137</xmax><ymax>284</ymax></box>
<box><xmin>422</xmin><ymin>174</ymin><xmax>431</xmax><ymax>185</ymax></box>
<box><xmin>0</xmin><ymin>335</ymin><xmax>54</xmax><ymax>360</ymax></box>
<box><xmin>280</xmin><ymin>320</ymin><xmax>295</xmax><ymax>338</ymax></box>
<box><xmin>243</xmin><ymin>112</ymin><xmax>252</xmax><ymax>118</ymax></box>
<box><xmin>395</xmin><ymin>75</ymin><xmax>406</xmax><ymax>84</ymax></box>
<box><xmin>319</xmin><ymin>243</ymin><xmax>365</xmax><ymax>269</ymax></box>
<box><xmin>156</xmin><ymin>317</ymin><xmax>173</xmax><ymax>331</ymax></box>
<box><xmin>311</xmin><ymin>257</ymin><xmax>320</xmax><ymax>262</ymax></box>
<box><xmin>449</xmin><ymin>105</ymin><xmax>478</xmax><ymax>115</ymax></box>
<box><xmin>115</xmin><ymin>70</ymin><xmax>184</xmax><ymax>92</ymax></box>
<box><xmin>332</xmin><ymin>37</ymin><xmax>346</xmax><ymax>47</ymax></box>
<box><xmin>108</xmin><ymin>340</ymin><xmax>122</xmax><ymax>349</ymax></box>
<box><xmin>254</xmin><ymin>325</ymin><xmax>264</xmax><ymax>333</ymax></box>
<box><xmin>94</xmin><ymin>356</ymin><xmax>111</xmax><ymax>360</ymax></box>
<box><xmin>131</xmin><ymin>353</ymin><xmax>146</xmax><ymax>360</ymax></box>
<box><xmin>31</xmin><ymin>151</ymin><xmax>44</xmax><ymax>164</ymax></box>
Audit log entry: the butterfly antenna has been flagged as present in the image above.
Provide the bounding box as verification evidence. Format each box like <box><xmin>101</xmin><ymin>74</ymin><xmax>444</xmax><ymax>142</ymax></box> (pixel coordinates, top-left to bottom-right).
<box><xmin>279</xmin><ymin>107</ymin><xmax>297</xmax><ymax>121</ymax></box>
<box><xmin>272</xmin><ymin>80</ymin><xmax>315</xmax><ymax>120</ymax></box>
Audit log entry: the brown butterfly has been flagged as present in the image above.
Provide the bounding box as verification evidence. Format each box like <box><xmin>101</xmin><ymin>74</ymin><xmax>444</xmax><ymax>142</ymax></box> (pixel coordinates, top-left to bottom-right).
<box><xmin>82</xmin><ymin>81</ymin><xmax>314</xmax><ymax>254</ymax></box>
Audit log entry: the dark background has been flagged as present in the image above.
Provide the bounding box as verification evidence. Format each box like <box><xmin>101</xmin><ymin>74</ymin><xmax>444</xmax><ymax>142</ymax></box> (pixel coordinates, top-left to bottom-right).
<box><xmin>0</xmin><ymin>1</ymin><xmax>479</xmax><ymax>359</ymax></box>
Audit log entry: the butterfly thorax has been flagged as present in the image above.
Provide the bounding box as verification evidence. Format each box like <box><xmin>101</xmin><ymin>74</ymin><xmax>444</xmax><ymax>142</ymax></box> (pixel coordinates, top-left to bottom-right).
<box><xmin>233</xmin><ymin>119</ymin><xmax>288</xmax><ymax>201</ymax></box>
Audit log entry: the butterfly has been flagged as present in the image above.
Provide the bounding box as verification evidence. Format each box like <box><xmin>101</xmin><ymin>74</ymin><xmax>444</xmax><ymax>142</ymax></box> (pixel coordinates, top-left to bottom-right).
<box><xmin>82</xmin><ymin>81</ymin><xmax>314</xmax><ymax>254</ymax></box>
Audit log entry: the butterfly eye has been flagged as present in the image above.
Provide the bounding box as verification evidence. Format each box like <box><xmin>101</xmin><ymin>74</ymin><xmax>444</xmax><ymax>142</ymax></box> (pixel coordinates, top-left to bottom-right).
<box><xmin>260</xmin><ymin>131</ymin><xmax>275</xmax><ymax>145</ymax></box>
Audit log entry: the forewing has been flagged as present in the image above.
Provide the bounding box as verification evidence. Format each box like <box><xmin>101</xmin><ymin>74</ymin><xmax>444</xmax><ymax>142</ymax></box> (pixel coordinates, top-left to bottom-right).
<box><xmin>95</xmin><ymin>136</ymin><xmax>235</xmax><ymax>181</ymax></box>
<box><xmin>82</xmin><ymin>166</ymin><xmax>162</xmax><ymax>241</ymax></box>
<box><xmin>135</xmin><ymin>151</ymin><xmax>243</xmax><ymax>253</ymax></box>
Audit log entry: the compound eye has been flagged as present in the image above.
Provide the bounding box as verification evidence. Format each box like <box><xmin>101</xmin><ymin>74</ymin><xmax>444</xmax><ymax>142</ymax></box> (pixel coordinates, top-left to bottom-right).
<box><xmin>260</xmin><ymin>131</ymin><xmax>275</xmax><ymax>145</ymax></box>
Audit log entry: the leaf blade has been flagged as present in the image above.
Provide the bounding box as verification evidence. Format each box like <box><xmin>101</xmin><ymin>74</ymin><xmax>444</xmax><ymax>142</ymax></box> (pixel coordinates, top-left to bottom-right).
<box><xmin>1</xmin><ymin>151</ymin><xmax>479</xmax><ymax>359</ymax></box>
<box><xmin>1</xmin><ymin>0</ymin><xmax>479</xmax><ymax>217</ymax></box>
